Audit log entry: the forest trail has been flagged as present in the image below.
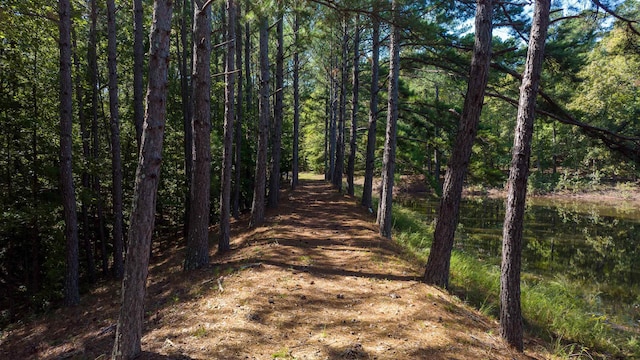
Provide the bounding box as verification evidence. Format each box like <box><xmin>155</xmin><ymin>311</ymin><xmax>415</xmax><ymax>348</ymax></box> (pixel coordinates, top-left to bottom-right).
<box><xmin>1</xmin><ymin>177</ymin><xmax>550</xmax><ymax>359</ymax></box>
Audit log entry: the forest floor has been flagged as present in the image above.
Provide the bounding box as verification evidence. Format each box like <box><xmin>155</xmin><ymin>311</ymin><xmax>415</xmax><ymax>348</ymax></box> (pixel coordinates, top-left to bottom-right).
<box><xmin>1</xmin><ymin>175</ymin><xmax>555</xmax><ymax>360</ymax></box>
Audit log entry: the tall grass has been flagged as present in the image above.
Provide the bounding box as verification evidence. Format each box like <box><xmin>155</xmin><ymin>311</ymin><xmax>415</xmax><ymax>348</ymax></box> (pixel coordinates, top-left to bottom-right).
<box><xmin>349</xmin><ymin>181</ymin><xmax>639</xmax><ymax>358</ymax></box>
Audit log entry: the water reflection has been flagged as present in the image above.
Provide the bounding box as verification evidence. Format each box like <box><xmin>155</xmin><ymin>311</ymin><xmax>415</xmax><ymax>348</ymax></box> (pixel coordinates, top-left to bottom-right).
<box><xmin>406</xmin><ymin>196</ymin><xmax>640</xmax><ymax>303</ymax></box>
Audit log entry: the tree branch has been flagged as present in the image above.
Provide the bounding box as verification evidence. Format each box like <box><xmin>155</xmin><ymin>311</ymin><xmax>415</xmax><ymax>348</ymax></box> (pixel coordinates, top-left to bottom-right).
<box><xmin>591</xmin><ymin>0</ymin><xmax>640</xmax><ymax>36</ymax></box>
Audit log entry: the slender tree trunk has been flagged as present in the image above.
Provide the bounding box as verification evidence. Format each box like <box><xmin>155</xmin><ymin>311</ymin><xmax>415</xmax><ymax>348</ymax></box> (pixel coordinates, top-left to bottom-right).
<box><xmin>244</xmin><ymin>0</ymin><xmax>252</xmax><ymax>123</ymax></box>
<box><xmin>71</xmin><ymin>28</ymin><xmax>93</xmax><ymax>287</ymax></box>
<box><xmin>423</xmin><ymin>0</ymin><xmax>493</xmax><ymax>288</ymax></box>
<box><xmin>500</xmin><ymin>0</ymin><xmax>550</xmax><ymax>351</ymax></box>
<box><xmin>552</xmin><ymin>123</ymin><xmax>557</xmax><ymax>174</ymax></box>
<box><xmin>232</xmin><ymin>1</ymin><xmax>243</xmax><ymax>218</ymax></box>
<box><xmin>180</xmin><ymin>0</ymin><xmax>194</xmax><ymax>239</ymax></box>
<box><xmin>292</xmin><ymin>12</ymin><xmax>300</xmax><ymax>189</ymax></box>
<box><xmin>219</xmin><ymin>0</ymin><xmax>236</xmax><ymax>253</ymax></box>
<box><xmin>111</xmin><ymin>1</ymin><xmax>173</xmax><ymax>357</ymax></box>
<box><xmin>328</xmin><ymin>55</ymin><xmax>337</xmax><ymax>182</ymax></box>
<box><xmin>268</xmin><ymin>9</ymin><xmax>284</xmax><ymax>207</ymax></box>
<box><xmin>333</xmin><ymin>17</ymin><xmax>348</xmax><ymax>192</ymax></box>
<box><xmin>30</xmin><ymin>52</ymin><xmax>41</xmax><ymax>294</ymax></box>
<box><xmin>58</xmin><ymin>0</ymin><xmax>80</xmax><ymax>307</ymax></box>
<box><xmin>87</xmin><ymin>0</ymin><xmax>99</xmax><ymax>282</ymax></box>
<box><xmin>361</xmin><ymin>6</ymin><xmax>380</xmax><ymax>210</ymax></box>
<box><xmin>250</xmin><ymin>16</ymin><xmax>270</xmax><ymax>228</ymax></box>
<box><xmin>107</xmin><ymin>0</ymin><xmax>124</xmax><ymax>280</ymax></box>
<box><xmin>434</xmin><ymin>85</ymin><xmax>442</xmax><ymax>192</ymax></box>
<box><xmin>378</xmin><ymin>0</ymin><xmax>400</xmax><ymax>239</ymax></box>
<box><xmin>347</xmin><ymin>16</ymin><xmax>360</xmax><ymax>196</ymax></box>
<box><xmin>184</xmin><ymin>0</ymin><xmax>212</xmax><ymax>270</ymax></box>
<box><xmin>133</xmin><ymin>0</ymin><xmax>144</xmax><ymax>149</ymax></box>
<box><xmin>324</xmin><ymin>96</ymin><xmax>329</xmax><ymax>180</ymax></box>
<box><xmin>243</xmin><ymin>0</ymin><xmax>253</xmax><ymax>211</ymax></box>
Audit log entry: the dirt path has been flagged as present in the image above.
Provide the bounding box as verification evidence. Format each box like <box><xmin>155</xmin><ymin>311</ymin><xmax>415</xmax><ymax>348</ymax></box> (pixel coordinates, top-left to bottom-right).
<box><xmin>1</xmin><ymin>179</ymin><xmax>549</xmax><ymax>359</ymax></box>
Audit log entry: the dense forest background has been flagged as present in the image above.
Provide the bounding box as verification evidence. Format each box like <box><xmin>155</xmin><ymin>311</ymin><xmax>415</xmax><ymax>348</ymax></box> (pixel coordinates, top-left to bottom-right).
<box><xmin>0</xmin><ymin>0</ymin><xmax>638</xmax><ymax>335</ymax></box>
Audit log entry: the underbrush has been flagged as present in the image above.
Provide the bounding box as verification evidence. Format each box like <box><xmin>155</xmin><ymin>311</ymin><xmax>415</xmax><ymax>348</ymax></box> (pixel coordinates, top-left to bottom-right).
<box><xmin>527</xmin><ymin>170</ymin><xmax>639</xmax><ymax>196</ymax></box>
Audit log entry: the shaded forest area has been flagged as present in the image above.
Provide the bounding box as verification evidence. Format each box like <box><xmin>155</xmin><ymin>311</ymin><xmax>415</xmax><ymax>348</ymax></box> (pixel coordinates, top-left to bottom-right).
<box><xmin>1</xmin><ymin>0</ymin><xmax>639</xmax><ymax>358</ymax></box>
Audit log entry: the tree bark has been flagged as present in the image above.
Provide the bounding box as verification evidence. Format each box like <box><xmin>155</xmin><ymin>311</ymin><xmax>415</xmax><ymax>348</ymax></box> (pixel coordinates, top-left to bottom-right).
<box><xmin>30</xmin><ymin>52</ymin><xmax>41</xmax><ymax>294</ymax></box>
<box><xmin>500</xmin><ymin>0</ymin><xmax>550</xmax><ymax>351</ymax></box>
<box><xmin>423</xmin><ymin>0</ymin><xmax>493</xmax><ymax>288</ymax></box>
<box><xmin>133</xmin><ymin>0</ymin><xmax>144</xmax><ymax>149</ymax></box>
<box><xmin>87</xmin><ymin>0</ymin><xmax>99</xmax><ymax>282</ymax></box>
<box><xmin>244</xmin><ymin>0</ymin><xmax>252</xmax><ymax>124</ymax></box>
<box><xmin>378</xmin><ymin>0</ymin><xmax>400</xmax><ymax>239</ymax></box>
<box><xmin>250</xmin><ymin>15</ymin><xmax>270</xmax><ymax>228</ymax></box>
<box><xmin>324</xmin><ymin>96</ymin><xmax>329</xmax><ymax>180</ymax></box>
<box><xmin>243</xmin><ymin>0</ymin><xmax>253</xmax><ymax>211</ymax></box>
<box><xmin>71</xmin><ymin>28</ymin><xmax>93</xmax><ymax>288</ymax></box>
<box><xmin>58</xmin><ymin>0</ymin><xmax>80</xmax><ymax>307</ymax></box>
<box><xmin>220</xmin><ymin>0</ymin><xmax>236</xmax><ymax>253</ymax></box>
<box><xmin>291</xmin><ymin>12</ymin><xmax>300</xmax><ymax>190</ymax></box>
<box><xmin>347</xmin><ymin>16</ymin><xmax>360</xmax><ymax>196</ymax></box>
<box><xmin>268</xmin><ymin>8</ymin><xmax>285</xmax><ymax>208</ymax></box>
<box><xmin>361</xmin><ymin>5</ymin><xmax>380</xmax><ymax>210</ymax></box>
<box><xmin>184</xmin><ymin>0</ymin><xmax>212</xmax><ymax>270</ymax></box>
<box><xmin>111</xmin><ymin>1</ymin><xmax>173</xmax><ymax>357</ymax></box>
<box><xmin>328</xmin><ymin>54</ymin><xmax>337</xmax><ymax>182</ymax></box>
<box><xmin>180</xmin><ymin>0</ymin><xmax>194</xmax><ymax>239</ymax></box>
<box><xmin>232</xmin><ymin>1</ymin><xmax>243</xmax><ymax>218</ymax></box>
<box><xmin>107</xmin><ymin>0</ymin><xmax>124</xmax><ymax>280</ymax></box>
<box><xmin>332</xmin><ymin>17</ymin><xmax>348</xmax><ymax>192</ymax></box>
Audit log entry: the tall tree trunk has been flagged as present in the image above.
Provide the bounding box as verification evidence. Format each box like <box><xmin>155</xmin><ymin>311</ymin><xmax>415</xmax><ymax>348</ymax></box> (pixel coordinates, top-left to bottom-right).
<box><xmin>328</xmin><ymin>55</ymin><xmax>337</xmax><ymax>182</ymax></box>
<box><xmin>243</xmin><ymin>0</ymin><xmax>253</xmax><ymax>211</ymax></box>
<box><xmin>291</xmin><ymin>12</ymin><xmax>300</xmax><ymax>189</ymax></box>
<box><xmin>500</xmin><ymin>0</ymin><xmax>550</xmax><ymax>351</ymax></box>
<box><xmin>361</xmin><ymin>5</ymin><xmax>380</xmax><ymax>210</ymax></box>
<box><xmin>434</xmin><ymin>85</ymin><xmax>442</xmax><ymax>192</ymax></box>
<box><xmin>250</xmin><ymin>15</ymin><xmax>270</xmax><ymax>228</ymax></box>
<box><xmin>232</xmin><ymin>1</ymin><xmax>243</xmax><ymax>218</ymax></box>
<box><xmin>268</xmin><ymin>8</ymin><xmax>284</xmax><ymax>208</ymax></box>
<box><xmin>184</xmin><ymin>0</ymin><xmax>212</xmax><ymax>270</ymax></box>
<box><xmin>71</xmin><ymin>28</ymin><xmax>93</xmax><ymax>287</ymax></box>
<box><xmin>333</xmin><ymin>17</ymin><xmax>348</xmax><ymax>191</ymax></box>
<box><xmin>244</xmin><ymin>0</ymin><xmax>252</xmax><ymax>123</ymax></box>
<box><xmin>378</xmin><ymin>0</ymin><xmax>400</xmax><ymax>239</ymax></box>
<box><xmin>111</xmin><ymin>1</ymin><xmax>173</xmax><ymax>357</ymax></box>
<box><xmin>347</xmin><ymin>16</ymin><xmax>360</xmax><ymax>196</ymax></box>
<box><xmin>87</xmin><ymin>0</ymin><xmax>99</xmax><ymax>282</ymax></box>
<box><xmin>133</xmin><ymin>0</ymin><xmax>144</xmax><ymax>149</ymax></box>
<box><xmin>324</xmin><ymin>96</ymin><xmax>329</xmax><ymax>180</ymax></box>
<box><xmin>180</xmin><ymin>0</ymin><xmax>194</xmax><ymax>239</ymax></box>
<box><xmin>58</xmin><ymin>0</ymin><xmax>80</xmax><ymax>307</ymax></box>
<box><xmin>423</xmin><ymin>0</ymin><xmax>493</xmax><ymax>288</ymax></box>
<box><xmin>107</xmin><ymin>0</ymin><xmax>124</xmax><ymax>280</ymax></box>
<box><xmin>220</xmin><ymin>0</ymin><xmax>236</xmax><ymax>253</ymax></box>
<box><xmin>30</xmin><ymin>52</ymin><xmax>41</xmax><ymax>294</ymax></box>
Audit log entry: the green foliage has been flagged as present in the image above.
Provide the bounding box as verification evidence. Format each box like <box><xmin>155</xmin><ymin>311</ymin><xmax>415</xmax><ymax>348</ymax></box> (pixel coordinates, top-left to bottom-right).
<box><xmin>272</xmin><ymin>347</ymin><xmax>296</xmax><ymax>359</ymax></box>
<box><xmin>387</xmin><ymin>199</ymin><xmax>640</xmax><ymax>358</ymax></box>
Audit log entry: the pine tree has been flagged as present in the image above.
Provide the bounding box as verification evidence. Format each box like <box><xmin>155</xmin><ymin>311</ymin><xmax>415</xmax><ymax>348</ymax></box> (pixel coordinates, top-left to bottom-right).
<box><xmin>220</xmin><ymin>0</ymin><xmax>237</xmax><ymax>252</ymax></box>
<box><xmin>378</xmin><ymin>0</ymin><xmax>400</xmax><ymax>239</ymax></box>
<box><xmin>112</xmin><ymin>1</ymin><xmax>174</xmax><ymax>357</ymax></box>
<box><xmin>500</xmin><ymin>0</ymin><xmax>551</xmax><ymax>351</ymax></box>
<box><xmin>424</xmin><ymin>0</ymin><xmax>494</xmax><ymax>288</ymax></box>
<box><xmin>185</xmin><ymin>0</ymin><xmax>213</xmax><ymax>270</ymax></box>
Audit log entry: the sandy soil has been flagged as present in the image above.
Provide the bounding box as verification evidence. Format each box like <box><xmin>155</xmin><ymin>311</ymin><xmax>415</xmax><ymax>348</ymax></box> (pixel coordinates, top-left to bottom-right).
<box><xmin>0</xmin><ymin>177</ymin><xmax>552</xmax><ymax>359</ymax></box>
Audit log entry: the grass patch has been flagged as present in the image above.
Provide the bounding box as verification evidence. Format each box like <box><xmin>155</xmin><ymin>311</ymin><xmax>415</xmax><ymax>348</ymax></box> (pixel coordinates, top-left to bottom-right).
<box><xmin>349</xmin><ymin>180</ymin><xmax>639</xmax><ymax>358</ymax></box>
<box><xmin>272</xmin><ymin>347</ymin><xmax>296</xmax><ymax>359</ymax></box>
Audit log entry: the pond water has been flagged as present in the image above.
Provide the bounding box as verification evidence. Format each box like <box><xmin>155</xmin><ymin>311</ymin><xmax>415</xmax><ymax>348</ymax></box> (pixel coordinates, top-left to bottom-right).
<box><xmin>403</xmin><ymin>195</ymin><xmax>640</xmax><ymax>305</ymax></box>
